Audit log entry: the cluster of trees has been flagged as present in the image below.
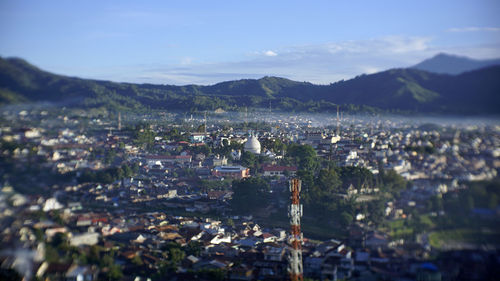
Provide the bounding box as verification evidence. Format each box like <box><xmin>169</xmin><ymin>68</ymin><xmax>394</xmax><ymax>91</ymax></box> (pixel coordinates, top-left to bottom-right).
<box><xmin>301</xmin><ymin>167</ymin><xmax>358</xmax><ymax>227</ymax></box>
<box><xmin>89</xmin><ymin>147</ymin><xmax>118</xmax><ymax>165</ymax></box>
<box><xmin>212</xmin><ymin>140</ymin><xmax>243</xmax><ymax>159</ymax></box>
<box><xmin>387</xmin><ymin>179</ymin><xmax>500</xmax><ymax>242</ymax></box>
<box><xmin>188</xmin><ymin>144</ymin><xmax>212</xmax><ymax>157</ymax></box>
<box><xmin>230</xmin><ymin>177</ymin><xmax>271</xmax><ymax>214</ymax></box>
<box><xmin>239</xmin><ymin>151</ymin><xmax>274</xmax><ymax>175</ymax></box>
<box><xmin>285</xmin><ymin>143</ymin><xmax>319</xmax><ymax>171</ymax></box>
<box><xmin>442</xmin><ymin>179</ymin><xmax>500</xmax><ymax>213</ymax></box>
<box><xmin>78</xmin><ymin>163</ymin><xmax>139</xmax><ymax>184</ymax></box>
<box><xmin>197</xmin><ymin>179</ymin><xmax>232</xmax><ymax>193</ymax></box>
<box><xmin>378</xmin><ymin>169</ymin><xmax>408</xmax><ymax>193</ymax></box>
<box><xmin>228</xmin><ymin>143</ymin><xmax>410</xmax><ymax>232</ymax></box>
<box><xmin>133</xmin><ymin>124</ymin><xmax>155</xmax><ymax>150</ymax></box>
<box><xmin>300</xmin><ymin>166</ymin><xmax>407</xmax><ymax>228</ymax></box>
<box><xmin>162</xmin><ymin>128</ymin><xmax>189</xmax><ymax>142</ymax></box>
<box><xmin>41</xmin><ymin>233</ymin><xmax>123</xmax><ymax>280</ymax></box>
<box><xmin>260</xmin><ymin>138</ymin><xmax>286</xmax><ymax>156</ymax></box>
<box><xmin>155</xmin><ymin>241</ymin><xmax>224</xmax><ymax>280</ymax></box>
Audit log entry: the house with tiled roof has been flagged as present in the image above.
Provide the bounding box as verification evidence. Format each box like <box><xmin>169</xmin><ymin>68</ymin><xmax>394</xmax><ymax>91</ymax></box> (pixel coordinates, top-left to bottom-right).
<box><xmin>262</xmin><ymin>165</ymin><xmax>297</xmax><ymax>177</ymax></box>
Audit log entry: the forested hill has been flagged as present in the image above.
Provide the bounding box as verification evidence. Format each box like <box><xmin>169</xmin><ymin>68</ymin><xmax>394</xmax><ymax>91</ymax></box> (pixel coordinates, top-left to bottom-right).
<box><xmin>1</xmin><ymin>56</ymin><xmax>500</xmax><ymax>114</ymax></box>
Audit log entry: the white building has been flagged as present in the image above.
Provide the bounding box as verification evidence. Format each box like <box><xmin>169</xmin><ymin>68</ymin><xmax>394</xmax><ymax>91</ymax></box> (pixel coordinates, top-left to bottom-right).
<box><xmin>70</xmin><ymin>232</ymin><xmax>100</xmax><ymax>246</ymax></box>
<box><xmin>244</xmin><ymin>136</ymin><xmax>261</xmax><ymax>154</ymax></box>
<box><xmin>43</xmin><ymin>198</ymin><xmax>63</xmax><ymax>212</ymax></box>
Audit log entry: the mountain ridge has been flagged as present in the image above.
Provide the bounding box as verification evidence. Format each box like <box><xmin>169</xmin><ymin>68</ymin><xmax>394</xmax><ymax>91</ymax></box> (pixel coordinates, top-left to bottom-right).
<box><xmin>1</xmin><ymin>56</ymin><xmax>500</xmax><ymax>114</ymax></box>
<box><xmin>412</xmin><ymin>53</ymin><xmax>500</xmax><ymax>75</ymax></box>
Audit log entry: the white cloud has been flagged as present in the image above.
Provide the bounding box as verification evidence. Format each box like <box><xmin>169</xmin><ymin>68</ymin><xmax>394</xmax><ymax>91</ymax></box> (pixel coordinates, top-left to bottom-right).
<box><xmin>180</xmin><ymin>57</ymin><xmax>194</xmax><ymax>65</ymax></box>
<box><xmin>108</xmin><ymin>36</ymin><xmax>434</xmax><ymax>85</ymax></box>
<box><xmin>263</xmin><ymin>50</ymin><xmax>278</xmax><ymax>57</ymax></box>
<box><xmin>447</xmin><ymin>26</ymin><xmax>500</xmax><ymax>32</ymax></box>
<box><xmin>381</xmin><ymin>36</ymin><xmax>430</xmax><ymax>53</ymax></box>
<box><xmin>360</xmin><ymin>66</ymin><xmax>380</xmax><ymax>74</ymax></box>
<box><xmin>86</xmin><ymin>35</ymin><xmax>500</xmax><ymax>85</ymax></box>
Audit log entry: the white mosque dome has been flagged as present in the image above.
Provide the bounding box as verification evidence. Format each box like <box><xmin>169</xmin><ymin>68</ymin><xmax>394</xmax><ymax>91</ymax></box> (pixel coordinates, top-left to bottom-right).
<box><xmin>244</xmin><ymin>136</ymin><xmax>261</xmax><ymax>154</ymax></box>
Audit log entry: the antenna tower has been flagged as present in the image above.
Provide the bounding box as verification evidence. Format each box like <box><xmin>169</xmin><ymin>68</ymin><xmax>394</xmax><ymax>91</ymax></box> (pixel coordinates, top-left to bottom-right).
<box><xmin>288</xmin><ymin>178</ymin><xmax>303</xmax><ymax>281</ymax></box>
<box><xmin>204</xmin><ymin>111</ymin><xmax>207</xmax><ymax>134</ymax></box>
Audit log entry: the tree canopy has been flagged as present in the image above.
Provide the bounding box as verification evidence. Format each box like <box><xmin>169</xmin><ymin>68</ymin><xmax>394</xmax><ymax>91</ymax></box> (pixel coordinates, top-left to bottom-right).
<box><xmin>230</xmin><ymin>177</ymin><xmax>271</xmax><ymax>214</ymax></box>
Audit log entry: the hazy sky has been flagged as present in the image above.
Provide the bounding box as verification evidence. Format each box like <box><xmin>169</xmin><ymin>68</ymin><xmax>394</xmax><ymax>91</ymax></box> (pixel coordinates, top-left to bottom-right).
<box><xmin>1</xmin><ymin>0</ymin><xmax>499</xmax><ymax>85</ymax></box>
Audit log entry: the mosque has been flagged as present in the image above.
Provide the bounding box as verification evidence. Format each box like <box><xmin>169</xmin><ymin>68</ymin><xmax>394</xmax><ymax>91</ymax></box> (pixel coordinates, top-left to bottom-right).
<box><xmin>244</xmin><ymin>133</ymin><xmax>261</xmax><ymax>155</ymax></box>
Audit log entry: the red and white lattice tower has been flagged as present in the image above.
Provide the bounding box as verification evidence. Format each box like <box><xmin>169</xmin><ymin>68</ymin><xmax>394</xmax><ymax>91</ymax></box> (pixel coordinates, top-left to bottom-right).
<box><xmin>288</xmin><ymin>178</ymin><xmax>303</xmax><ymax>281</ymax></box>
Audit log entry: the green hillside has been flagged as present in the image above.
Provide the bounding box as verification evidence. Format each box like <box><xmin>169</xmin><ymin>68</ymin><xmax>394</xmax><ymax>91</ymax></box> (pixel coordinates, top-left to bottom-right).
<box><xmin>1</xmin><ymin>57</ymin><xmax>499</xmax><ymax>114</ymax></box>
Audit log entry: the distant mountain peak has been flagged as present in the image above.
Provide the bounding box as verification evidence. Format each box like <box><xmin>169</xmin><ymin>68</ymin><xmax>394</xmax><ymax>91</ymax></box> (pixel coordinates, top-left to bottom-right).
<box><xmin>433</xmin><ymin>53</ymin><xmax>463</xmax><ymax>58</ymax></box>
<box><xmin>412</xmin><ymin>53</ymin><xmax>500</xmax><ymax>75</ymax></box>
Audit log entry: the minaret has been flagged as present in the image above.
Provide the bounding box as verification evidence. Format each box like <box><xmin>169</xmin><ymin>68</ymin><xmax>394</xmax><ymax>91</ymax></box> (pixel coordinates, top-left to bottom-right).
<box><xmin>118</xmin><ymin>112</ymin><xmax>122</xmax><ymax>131</ymax></box>
<box><xmin>336</xmin><ymin>105</ymin><xmax>340</xmax><ymax>137</ymax></box>
<box><xmin>268</xmin><ymin>100</ymin><xmax>272</xmax><ymax>123</ymax></box>
<box><xmin>204</xmin><ymin>111</ymin><xmax>207</xmax><ymax>134</ymax></box>
<box><xmin>244</xmin><ymin>107</ymin><xmax>248</xmax><ymax>130</ymax></box>
<box><xmin>288</xmin><ymin>178</ymin><xmax>303</xmax><ymax>281</ymax></box>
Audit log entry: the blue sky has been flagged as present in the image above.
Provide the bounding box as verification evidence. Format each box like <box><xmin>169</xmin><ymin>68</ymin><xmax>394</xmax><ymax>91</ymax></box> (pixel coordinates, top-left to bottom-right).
<box><xmin>1</xmin><ymin>0</ymin><xmax>499</xmax><ymax>85</ymax></box>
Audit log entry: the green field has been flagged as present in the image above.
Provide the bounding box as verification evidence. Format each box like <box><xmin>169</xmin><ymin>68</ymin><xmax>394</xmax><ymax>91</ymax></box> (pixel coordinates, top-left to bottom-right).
<box><xmin>429</xmin><ymin>228</ymin><xmax>500</xmax><ymax>249</ymax></box>
<box><xmin>256</xmin><ymin>212</ymin><xmax>347</xmax><ymax>240</ymax></box>
<box><xmin>383</xmin><ymin>215</ymin><xmax>435</xmax><ymax>239</ymax></box>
